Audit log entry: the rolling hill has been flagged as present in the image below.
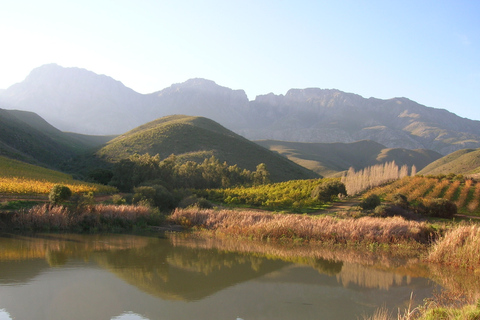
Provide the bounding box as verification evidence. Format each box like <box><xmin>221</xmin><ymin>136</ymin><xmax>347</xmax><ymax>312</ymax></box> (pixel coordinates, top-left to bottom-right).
<box><xmin>1</xmin><ymin>64</ymin><xmax>480</xmax><ymax>155</ymax></box>
<box><xmin>418</xmin><ymin>148</ymin><xmax>480</xmax><ymax>176</ymax></box>
<box><xmin>96</xmin><ymin>115</ymin><xmax>319</xmax><ymax>182</ymax></box>
<box><xmin>0</xmin><ymin>107</ymin><xmax>113</xmax><ymax>169</ymax></box>
<box><xmin>256</xmin><ymin>140</ymin><xmax>442</xmax><ymax>177</ymax></box>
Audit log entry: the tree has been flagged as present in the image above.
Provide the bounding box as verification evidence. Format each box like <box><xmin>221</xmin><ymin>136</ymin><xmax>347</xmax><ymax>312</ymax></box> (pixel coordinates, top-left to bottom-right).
<box><xmin>49</xmin><ymin>184</ymin><xmax>72</xmax><ymax>205</ymax></box>
<box><xmin>253</xmin><ymin>163</ymin><xmax>270</xmax><ymax>186</ymax></box>
<box><xmin>311</xmin><ymin>180</ymin><xmax>346</xmax><ymax>202</ymax></box>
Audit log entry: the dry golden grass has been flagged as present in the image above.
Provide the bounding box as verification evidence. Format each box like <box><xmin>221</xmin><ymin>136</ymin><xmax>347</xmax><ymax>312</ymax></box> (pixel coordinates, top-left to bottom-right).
<box><xmin>170</xmin><ymin>208</ymin><xmax>433</xmax><ymax>244</ymax></box>
<box><xmin>427</xmin><ymin>224</ymin><xmax>480</xmax><ymax>271</ymax></box>
<box><xmin>12</xmin><ymin>204</ymin><xmax>155</xmax><ymax>231</ymax></box>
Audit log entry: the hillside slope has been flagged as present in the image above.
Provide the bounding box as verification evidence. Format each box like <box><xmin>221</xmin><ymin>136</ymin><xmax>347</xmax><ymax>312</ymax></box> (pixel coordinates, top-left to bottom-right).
<box><xmin>418</xmin><ymin>148</ymin><xmax>480</xmax><ymax>176</ymax></box>
<box><xmin>256</xmin><ymin>140</ymin><xmax>442</xmax><ymax>177</ymax></box>
<box><xmin>0</xmin><ymin>107</ymin><xmax>112</xmax><ymax>169</ymax></box>
<box><xmin>2</xmin><ymin>64</ymin><xmax>480</xmax><ymax>154</ymax></box>
<box><xmin>97</xmin><ymin>115</ymin><xmax>319</xmax><ymax>182</ymax></box>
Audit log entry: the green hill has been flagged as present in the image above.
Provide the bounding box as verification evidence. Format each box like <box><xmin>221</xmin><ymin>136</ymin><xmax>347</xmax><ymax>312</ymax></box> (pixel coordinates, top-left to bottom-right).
<box><xmin>97</xmin><ymin>115</ymin><xmax>319</xmax><ymax>182</ymax></box>
<box><xmin>0</xmin><ymin>108</ymin><xmax>113</xmax><ymax>169</ymax></box>
<box><xmin>256</xmin><ymin>140</ymin><xmax>442</xmax><ymax>177</ymax></box>
<box><xmin>418</xmin><ymin>148</ymin><xmax>480</xmax><ymax>176</ymax></box>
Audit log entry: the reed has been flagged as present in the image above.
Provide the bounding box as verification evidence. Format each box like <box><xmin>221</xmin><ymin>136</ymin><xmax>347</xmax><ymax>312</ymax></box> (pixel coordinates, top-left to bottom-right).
<box><xmin>11</xmin><ymin>204</ymin><xmax>160</xmax><ymax>231</ymax></box>
<box><xmin>170</xmin><ymin>208</ymin><xmax>433</xmax><ymax>244</ymax></box>
<box><xmin>427</xmin><ymin>223</ymin><xmax>480</xmax><ymax>270</ymax></box>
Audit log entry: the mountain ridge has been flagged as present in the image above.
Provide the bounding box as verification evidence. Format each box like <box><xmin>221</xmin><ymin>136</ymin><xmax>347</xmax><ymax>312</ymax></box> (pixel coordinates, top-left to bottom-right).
<box><xmin>1</xmin><ymin>64</ymin><xmax>479</xmax><ymax>155</ymax></box>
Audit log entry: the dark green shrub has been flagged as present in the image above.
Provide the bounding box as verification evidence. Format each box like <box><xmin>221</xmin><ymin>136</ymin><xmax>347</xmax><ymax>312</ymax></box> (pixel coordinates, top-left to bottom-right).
<box><xmin>360</xmin><ymin>194</ymin><xmax>381</xmax><ymax>210</ymax></box>
<box><xmin>132</xmin><ymin>185</ymin><xmax>176</xmax><ymax>212</ymax></box>
<box><xmin>48</xmin><ymin>185</ymin><xmax>72</xmax><ymax>205</ymax></box>
<box><xmin>425</xmin><ymin>198</ymin><xmax>457</xmax><ymax>219</ymax></box>
<box><xmin>311</xmin><ymin>180</ymin><xmax>347</xmax><ymax>202</ymax></box>
<box><xmin>391</xmin><ymin>193</ymin><xmax>409</xmax><ymax>209</ymax></box>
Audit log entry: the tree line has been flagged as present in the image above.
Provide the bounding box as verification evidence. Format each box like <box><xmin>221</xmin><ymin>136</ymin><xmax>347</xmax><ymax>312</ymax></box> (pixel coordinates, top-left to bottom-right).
<box><xmin>341</xmin><ymin>161</ymin><xmax>415</xmax><ymax>196</ymax></box>
<box><xmin>105</xmin><ymin>153</ymin><xmax>270</xmax><ymax>192</ymax></box>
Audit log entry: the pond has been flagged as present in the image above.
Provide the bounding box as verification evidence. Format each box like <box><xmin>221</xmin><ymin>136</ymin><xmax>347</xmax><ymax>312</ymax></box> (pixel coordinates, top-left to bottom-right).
<box><xmin>0</xmin><ymin>232</ymin><xmax>466</xmax><ymax>320</ymax></box>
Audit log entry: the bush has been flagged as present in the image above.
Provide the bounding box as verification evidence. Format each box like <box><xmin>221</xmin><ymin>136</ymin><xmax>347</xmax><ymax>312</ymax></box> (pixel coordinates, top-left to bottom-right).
<box><xmin>424</xmin><ymin>198</ymin><xmax>457</xmax><ymax>219</ymax></box>
<box><xmin>132</xmin><ymin>185</ymin><xmax>176</xmax><ymax>212</ymax></box>
<box><xmin>48</xmin><ymin>185</ymin><xmax>72</xmax><ymax>205</ymax></box>
<box><xmin>391</xmin><ymin>193</ymin><xmax>409</xmax><ymax>209</ymax></box>
<box><xmin>360</xmin><ymin>194</ymin><xmax>381</xmax><ymax>210</ymax></box>
<box><xmin>311</xmin><ymin>180</ymin><xmax>347</xmax><ymax>202</ymax></box>
<box><xmin>178</xmin><ymin>195</ymin><xmax>213</xmax><ymax>209</ymax></box>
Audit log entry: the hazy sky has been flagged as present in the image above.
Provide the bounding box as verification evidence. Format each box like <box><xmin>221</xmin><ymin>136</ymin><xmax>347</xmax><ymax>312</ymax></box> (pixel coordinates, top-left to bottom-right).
<box><xmin>1</xmin><ymin>0</ymin><xmax>479</xmax><ymax>120</ymax></box>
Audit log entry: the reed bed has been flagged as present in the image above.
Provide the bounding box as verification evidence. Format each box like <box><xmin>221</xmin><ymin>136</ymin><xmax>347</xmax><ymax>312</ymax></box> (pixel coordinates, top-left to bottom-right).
<box><xmin>11</xmin><ymin>204</ymin><xmax>158</xmax><ymax>231</ymax></box>
<box><xmin>170</xmin><ymin>208</ymin><xmax>434</xmax><ymax>244</ymax></box>
<box><xmin>427</xmin><ymin>223</ymin><xmax>480</xmax><ymax>270</ymax></box>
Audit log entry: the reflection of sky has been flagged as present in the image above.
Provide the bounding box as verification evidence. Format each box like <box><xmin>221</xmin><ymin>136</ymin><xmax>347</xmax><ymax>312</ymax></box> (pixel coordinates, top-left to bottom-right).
<box><xmin>0</xmin><ymin>309</ymin><xmax>12</xmax><ymax>320</ymax></box>
<box><xmin>111</xmin><ymin>312</ymin><xmax>149</xmax><ymax>320</ymax></box>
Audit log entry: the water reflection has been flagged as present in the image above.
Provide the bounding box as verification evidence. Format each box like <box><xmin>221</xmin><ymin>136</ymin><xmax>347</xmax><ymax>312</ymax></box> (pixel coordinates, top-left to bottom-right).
<box><xmin>0</xmin><ymin>232</ymin><xmax>476</xmax><ymax>320</ymax></box>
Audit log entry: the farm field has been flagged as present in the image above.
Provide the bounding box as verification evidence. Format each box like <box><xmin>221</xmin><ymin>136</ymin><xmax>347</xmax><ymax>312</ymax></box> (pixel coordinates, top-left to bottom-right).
<box><xmin>364</xmin><ymin>175</ymin><xmax>480</xmax><ymax>215</ymax></box>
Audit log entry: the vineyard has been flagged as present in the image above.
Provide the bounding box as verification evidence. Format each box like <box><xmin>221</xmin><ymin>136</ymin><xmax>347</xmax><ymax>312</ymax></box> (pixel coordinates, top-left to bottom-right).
<box><xmin>364</xmin><ymin>175</ymin><xmax>480</xmax><ymax>214</ymax></box>
<box><xmin>196</xmin><ymin>178</ymin><xmax>334</xmax><ymax>211</ymax></box>
<box><xmin>0</xmin><ymin>156</ymin><xmax>117</xmax><ymax>195</ymax></box>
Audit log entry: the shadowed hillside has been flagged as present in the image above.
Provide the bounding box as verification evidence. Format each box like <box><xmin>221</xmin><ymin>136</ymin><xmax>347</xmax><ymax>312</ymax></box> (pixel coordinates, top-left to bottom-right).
<box><xmin>0</xmin><ymin>107</ymin><xmax>113</xmax><ymax>169</ymax></box>
<box><xmin>256</xmin><ymin>140</ymin><xmax>441</xmax><ymax>177</ymax></box>
<box><xmin>97</xmin><ymin>115</ymin><xmax>319</xmax><ymax>182</ymax></box>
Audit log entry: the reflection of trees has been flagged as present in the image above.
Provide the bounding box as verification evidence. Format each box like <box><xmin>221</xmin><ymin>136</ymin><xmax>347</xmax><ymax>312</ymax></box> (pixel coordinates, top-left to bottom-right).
<box><xmin>94</xmin><ymin>240</ymin><xmax>288</xmax><ymax>301</ymax></box>
<box><xmin>167</xmin><ymin>233</ymin><xmax>433</xmax><ymax>289</ymax></box>
<box><xmin>336</xmin><ymin>262</ymin><xmax>410</xmax><ymax>290</ymax></box>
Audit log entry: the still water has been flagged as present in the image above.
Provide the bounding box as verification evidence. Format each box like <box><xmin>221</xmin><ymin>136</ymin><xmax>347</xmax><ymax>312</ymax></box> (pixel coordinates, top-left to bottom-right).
<box><xmin>0</xmin><ymin>233</ymin><xmax>443</xmax><ymax>320</ymax></box>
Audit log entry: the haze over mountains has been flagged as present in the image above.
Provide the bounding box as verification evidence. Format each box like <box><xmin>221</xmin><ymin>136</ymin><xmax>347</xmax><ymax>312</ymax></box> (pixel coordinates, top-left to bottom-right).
<box><xmin>2</xmin><ymin>64</ymin><xmax>480</xmax><ymax>156</ymax></box>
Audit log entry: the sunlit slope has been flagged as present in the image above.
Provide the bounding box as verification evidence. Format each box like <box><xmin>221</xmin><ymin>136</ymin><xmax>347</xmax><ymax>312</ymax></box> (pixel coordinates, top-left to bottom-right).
<box><xmin>97</xmin><ymin>115</ymin><xmax>319</xmax><ymax>182</ymax></box>
<box><xmin>256</xmin><ymin>140</ymin><xmax>441</xmax><ymax>177</ymax></box>
<box><xmin>0</xmin><ymin>156</ymin><xmax>116</xmax><ymax>194</ymax></box>
<box><xmin>418</xmin><ymin>148</ymin><xmax>480</xmax><ymax>176</ymax></box>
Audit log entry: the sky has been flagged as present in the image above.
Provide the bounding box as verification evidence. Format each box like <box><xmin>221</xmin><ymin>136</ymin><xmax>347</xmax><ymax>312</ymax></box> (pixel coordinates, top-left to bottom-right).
<box><xmin>1</xmin><ymin>0</ymin><xmax>479</xmax><ymax>120</ymax></box>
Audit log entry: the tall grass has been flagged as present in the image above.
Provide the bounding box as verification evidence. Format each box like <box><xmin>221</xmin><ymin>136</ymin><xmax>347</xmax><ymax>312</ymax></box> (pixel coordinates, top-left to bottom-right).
<box><xmin>11</xmin><ymin>204</ymin><xmax>161</xmax><ymax>231</ymax></box>
<box><xmin>170</xmin><ymin>208</ymin><xmax>433</xmax><ymax>244</ymax></box>
<box><xmin>427</xmin><ymin>224</ymin><xmax>480</xmax><ymax>270</ymax></box>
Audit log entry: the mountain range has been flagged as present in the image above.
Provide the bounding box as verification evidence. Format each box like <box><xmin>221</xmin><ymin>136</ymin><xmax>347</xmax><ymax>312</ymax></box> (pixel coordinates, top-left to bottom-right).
<box><xmin>1</xmin><ymin>64</ymin><xmax>480</xmax><ymax>155</ymax></box>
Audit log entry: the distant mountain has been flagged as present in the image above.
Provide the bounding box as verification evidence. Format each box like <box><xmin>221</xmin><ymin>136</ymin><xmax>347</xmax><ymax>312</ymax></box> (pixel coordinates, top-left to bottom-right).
<box><xmin>0</xmin><ymin>107</ymin><xmax>109</xmax><ymax>168</ymax></box>
<box><xmin>96</xmin><ymin>115</ymin><xmax>319</xmax><ymax>182</ymax></box>
<box><xmin>256</xmin><ymin>140</ymin><xmax>442</xmax><ymax>177</ymax></box>
<box><xmin>2</xmin><ymin>64</ymin><xmax>480</xmax><ymax>154</ymax></box>
<box><xmin>0</xmin><ymin>64</ymin><xmax>146</xmax><ymax>135</ymax></box>
<box><xmin>418</xmin><ymin>148</ymin><xmax>480</xmax><ymax>176</ymax></box>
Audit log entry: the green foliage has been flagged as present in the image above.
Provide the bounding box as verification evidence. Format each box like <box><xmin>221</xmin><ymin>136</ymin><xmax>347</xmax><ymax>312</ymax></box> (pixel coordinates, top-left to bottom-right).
<box><xmin>196</xmin><ymin>178</ymin><xmax>334</xmax><ymax>211</ymax></box>
<box><xmin>424</xmin><ymin>198</ymin><xmax>457</xmax><ymax>219</ymax></box>
<box><xmin>360</xmin><ymin>194</ymin><xmax>381</xmax><ymax>210</ymax></box>
<box><xmin>311</xmin><ymin>180</ymin><xmax>346</xmax><ymax>202</ymax></box>
<box><xmin>88</xmin><ymin>168</ymin><xmax>113</xmax><ymax>185</ymax></box>
<box><xmin>110</xmin><ymin>153</ymin><xmax>266</xmax><ymax>192</ymax></box>
<box><xmin>48</xmin><ymin>184</ymin><xmax>72</xmax><ymax>205</ymax></box>
<box><xmin>111</xmin><ymin>194</ymin><xmax>127</xmax><ymax>205</ymax></box>
<box><xmin>96</xmin><ymin>115</ymin><xmax>318</xmax><ymax>183</ymax></box>
<box><xmin>132</xmin><ymin>185</ymin><xmax>176</xmax><ymax>212</ymax></box>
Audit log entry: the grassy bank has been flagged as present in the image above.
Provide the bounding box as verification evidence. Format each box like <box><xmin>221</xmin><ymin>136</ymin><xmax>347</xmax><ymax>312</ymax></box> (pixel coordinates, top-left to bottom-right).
<box><xmin>170</xmin><ymin>208</ymin><xmax>434</xmax><ymax>245</ymax></box>
<box><xmin>6</xmin><ymin>204</ymin><xmax>164</xmax><ymax>232</ymax></box>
